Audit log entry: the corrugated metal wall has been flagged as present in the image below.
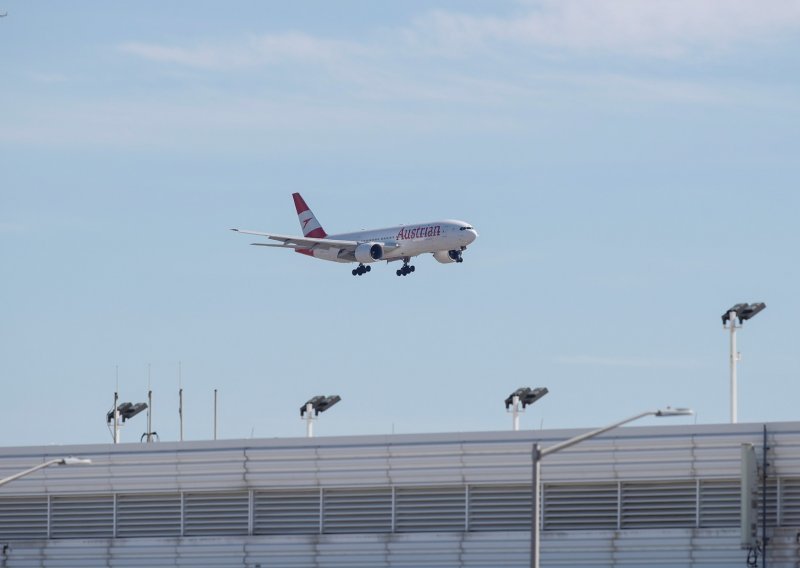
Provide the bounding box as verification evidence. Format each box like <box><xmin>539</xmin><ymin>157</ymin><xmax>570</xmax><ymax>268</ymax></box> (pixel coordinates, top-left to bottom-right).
<box><xmin>0</xmin><ymin>422</ymin><xmax>796</xmax><ymax>566</ymax></box>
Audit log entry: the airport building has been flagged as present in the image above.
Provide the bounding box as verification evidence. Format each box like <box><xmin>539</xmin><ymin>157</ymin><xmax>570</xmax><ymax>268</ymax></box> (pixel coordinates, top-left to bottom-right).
<box><xmin>0</xmin><ymin>421</ymin><xmax>798</xmax><ymax>567</ymax></box>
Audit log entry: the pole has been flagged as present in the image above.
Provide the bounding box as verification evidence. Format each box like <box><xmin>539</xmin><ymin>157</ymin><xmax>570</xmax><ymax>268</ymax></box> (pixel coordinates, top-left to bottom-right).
<box><xmin>531</xmin><ymin>443</ymin><xmax>541</xmax><ymax>568</ymax></box>
<box><xmin>113</xmin><ymin>391</ymin><xmax>120</xmax><ymax>444</ymax></box>
<box><xmin>305</xmin><ymin>403</ymin><xmax>314</xmax><ymax>438</ymax></box>
<box><xmin>179</xmin><ymin>388</ymin><xmax>184</xmax><ymax>442</ymax></box>
<box><xmin>178</xmin><ymin>362</ymin><xmax>184</xmax><ymax>442</ymax></box>
<box><xmin>730</xmin><ymin>310</ymin><xmax>738</xmax><ymax>423</ymax></box>
<box><xmin>762</xmin><ymin>424</ymin><xmax>768</xmax><ymax>567</ymax></box>
<box><xmin>113</xmin><ymin>367</ymin><xmax>120</xmax><ymax>444</ymax></box>
<box><xmin>213</xmin><ymin>389</ymin><xmax>218</xmax><ymax>441</ymax></box>
<box><xmin>146</xmin><ymin>389</ymin><xmax>153</xmax><ymax>443</ymax></box>
<box><xmin>512</xmin><ymin>395</ymin><xmax>521</xmax><ymax>431</ymax></box>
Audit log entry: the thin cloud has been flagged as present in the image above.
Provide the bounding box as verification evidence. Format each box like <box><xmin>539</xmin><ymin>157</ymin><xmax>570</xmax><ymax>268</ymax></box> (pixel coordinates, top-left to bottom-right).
<box><xmin>555</xmin><ymin>355</ymin><xmax>706</xmax><ymax>370</ymax></box>
<box><xmin>119</xmin><ymin>32</ymin><xmax>362</xmax><ymax>69</ymax></box>
<box><xmin>408</xmin><ymin>0</ymin><xmax>800</xmax><ymax>57</ymax></box>
<box><xmin>0</xmin><ymin>222</ymin><xmax>28</xmax><ymax>234</ymax></box>
<box><xmin>28</xmin><ymin>72</ymin><xmax>68</xmax><ymax>84</ymax></box>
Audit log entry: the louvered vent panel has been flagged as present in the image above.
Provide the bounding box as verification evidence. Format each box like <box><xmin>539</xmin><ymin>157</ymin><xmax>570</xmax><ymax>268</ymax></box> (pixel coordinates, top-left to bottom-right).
<box><xmin>51</xmin><ymin>495</ymin><xmax>113</xmax><ymax>539</ymax></box>
<box><xmin>395</xmin><ymin>486</ymin><xmax>465</xmax><ymax>532</ymax></box>
<box><xmin>116</xmin><ymin>493</ymin><xmax>181</xmax><ymax>537</ymax></box>
<box><xmin>782</xmin><ymin>478</ymin><xmax>800</xmax><ymax>526</ymax></box>
<box><xmin>759</xmin><ymin>478</ymin><xmax>778</xmax><ymax>526</ymax></box>
<box><xmin>184</xmin><ymin>492</ymin><xmax>248</xmax><ymax>536</ymax></box>
<box><xmin>254</xmin><ymin>490</ymin><xmax>320</xmax><ymax>535</ymax></box>
<box><xmin>323</xmin><ymin>488</ymin><xmax>391</xmax><ymax>533</ymax></box>
<box><xmin>621</xmin><ymin>481</ymin><xmax>695</xmax><ymax>529</ymax></box>
<box><xmin>469</xmin><ymin>484</ymin><xmax>531</xmax><ymax>531</ymax></box>
<box><xmin>699</xmin><ymin>479</ymin><xmax>739</xmax><ymax>527</ymax></box>
<box><xmin>543</xmin><ymin>483</ymin><xmax>617</xmax><ymax>531</ymax></box>
<box><xmin>0</xmin><ymin>496</ymin><xmax>47</xmax><ymax>540</ymax></box>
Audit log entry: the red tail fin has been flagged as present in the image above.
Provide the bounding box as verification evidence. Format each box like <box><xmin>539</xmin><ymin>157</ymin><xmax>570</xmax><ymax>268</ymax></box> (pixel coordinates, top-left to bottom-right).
<box><xmin>293</xmin><ymin>193</ymin><xmax>327</xmax><ymax>238</ymax></box>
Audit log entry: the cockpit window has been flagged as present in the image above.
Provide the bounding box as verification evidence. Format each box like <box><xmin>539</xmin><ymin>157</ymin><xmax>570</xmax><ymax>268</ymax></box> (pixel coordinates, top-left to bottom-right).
<box><xmin>460</xmin><ymin>226</ymin><xmax>474</xmax><ymax>230</ymax></box>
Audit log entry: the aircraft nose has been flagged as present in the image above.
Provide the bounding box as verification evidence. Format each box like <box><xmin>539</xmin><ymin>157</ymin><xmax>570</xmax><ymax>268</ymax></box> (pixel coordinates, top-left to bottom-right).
<box><xmin>467</xmin><ymin>228</ymin><xmax>478</xmax><ymax>243</ymax></box>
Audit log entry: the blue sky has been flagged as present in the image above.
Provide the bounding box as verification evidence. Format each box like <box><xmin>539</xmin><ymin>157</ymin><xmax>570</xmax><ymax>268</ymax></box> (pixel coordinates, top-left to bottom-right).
<box><xmin>2</xmin><ymin>1</ymin><xmax>799</xmax><ymax>446</ymax></box>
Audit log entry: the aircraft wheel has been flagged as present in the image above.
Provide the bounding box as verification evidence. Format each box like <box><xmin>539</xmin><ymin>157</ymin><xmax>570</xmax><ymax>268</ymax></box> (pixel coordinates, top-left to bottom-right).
<box><xmin>410</xmin><ymin>265</ymin><xmax>415</xmax><ymax>272</ymax></box>
<box><xmin>396</xmin><ymin>270</ymin><xmax>402</xmax><ymax>276</ymax></box>
<box><xmin>352</xmin><ymin>269</ymin><xmax>358</xmax><ymax>276</ymax></box>
<box><xmin>366</xmin><ymin>265</ymin><xmax>371</xmax><ymax>272</ymax></box>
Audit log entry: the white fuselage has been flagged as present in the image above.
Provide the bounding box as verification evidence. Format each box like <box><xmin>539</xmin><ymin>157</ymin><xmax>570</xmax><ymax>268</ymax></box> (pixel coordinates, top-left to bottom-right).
<box><xmin>305</xmin><ymin>220</ymin><xmax>477</xmax><ymax>263</ymax></box>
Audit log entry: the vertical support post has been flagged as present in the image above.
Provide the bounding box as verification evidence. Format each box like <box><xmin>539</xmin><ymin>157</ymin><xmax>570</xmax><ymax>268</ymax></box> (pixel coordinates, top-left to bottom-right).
<box><xmin>146</xmin><ymin>389</ymin><xmax>153</xmax><ymax>443</ymax></box>
<box><xmin>180</xmin><ymin>491</ymin><xmax>185</xmax><ymax>537</ymax></box>
<box><xmin>113</xmin><ymin>391</ymin><xmax>120</xmax><ymax>444</ymax></box>
<box><xmin>762</xmin><ymin>424</ymin><xmax>769</xmax><ymax>568</ymax></box>
<box><xmin>178</xmin><ymin>361</ymin><xmax>184</xmax><ymax>442</ymax></box>
<box><xmin>730</xmin><ymin>310</ymin><xmax>738</xmax><ymax>423</ymax></box>
<box><xmin>146</xmin><ymin>364</ymin><xmax>152</xmax><ymax>442</ymax></box>
<box><xmin>179</xmin><ymin>387</ymin><xmax>184</xmax><ymax>442</ymax></box>
<box><xmin>248</xmin><ymin>489</ymin><xmax>254</xmax><ymax>536</ymax></box>
<box><xmin>391</xmin><ymin>485</ymin><xmax>396</xmax><ymax>533</ymax></box>
<box><xmin>305</xmin><ymin>403</ymin><xmax>315</xmax><ymax>438</ymax></box>
<box><xmin>531</xmin><ymin>443</ymin><xmax>541</xmax><ymax>568</ymax></box>
<box><xmin>512</xmin><ymin>395</ymin><xmax>520</xmax><ymax>431</ymax></box>
<box><xmin>464</xmin><ymin>484</ymin><xmax>470</xmax><ymax>531</ymax></box>
<box><xmin>213</xmin><ymin>389</ymin><xmax>218</xmax><ymax>440</ymax></box>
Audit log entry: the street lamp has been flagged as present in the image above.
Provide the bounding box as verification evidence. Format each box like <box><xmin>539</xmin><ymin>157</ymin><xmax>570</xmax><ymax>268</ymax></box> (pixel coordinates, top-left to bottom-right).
<box><xmin>0</xmin><ymin>457</ymin><xmax>92</xmax><ymax>489</ymax></box>
<box><xmin>530</xmin><ymin>407</ymin><xmax>693</xmax><ymax>568</ymax></box>
<box><xmin>505</xmin><ymin>387</ymin><xmax>549</xmax><ymax>431</ymax></box>
<box><xmin>300</xmin><ymin>395</ymin><xmax>341</xmax><ymax>437</ymax></box>
<box><xmin>722</xmin><ymin>302</ymin><xmax>766</xmax><ymax>424</ymax></box>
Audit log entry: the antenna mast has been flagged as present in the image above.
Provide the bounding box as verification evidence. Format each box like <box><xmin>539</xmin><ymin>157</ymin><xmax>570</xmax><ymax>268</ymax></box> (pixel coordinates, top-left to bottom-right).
<box><xmin>213</xmin><ymin>389</ymin><xmax>218</xmax><ymax>441</ymax></box>
<box><xmin>113</xmin><ymin>366</ymin><xmax>120</xmax><ymax>444</ymax></box>
<box><xmin>178</xmin><ymin>361</ymin><xmax>184</xmax><ymax>442</ymax></box>
<box><xmin>141</xmin><ymin>364</ymin><xmax>157</xmax><ymax>443</ymax></box>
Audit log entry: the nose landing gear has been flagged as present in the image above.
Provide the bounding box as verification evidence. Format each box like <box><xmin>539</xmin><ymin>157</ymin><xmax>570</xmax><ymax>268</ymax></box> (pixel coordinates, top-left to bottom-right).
<box><xmin>352</xmin><ymin>264</ymin><xmax>371</xmax><ymax>276</ymax></box>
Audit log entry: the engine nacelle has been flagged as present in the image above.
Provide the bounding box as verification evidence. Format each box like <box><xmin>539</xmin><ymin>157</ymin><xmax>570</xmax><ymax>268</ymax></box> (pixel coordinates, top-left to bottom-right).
<box><xmin>433</xmin><ymin>249</ymin><xmax>461</xmax><ymax>264</ymax></box>
<box><xmin>354</xmin><ymin>242</ymin><xmax>384</xmax><ymax>263</ymax></box>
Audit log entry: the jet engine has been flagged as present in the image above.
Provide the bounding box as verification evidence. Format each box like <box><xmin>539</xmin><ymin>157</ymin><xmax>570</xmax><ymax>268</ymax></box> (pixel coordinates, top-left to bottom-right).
<box><xmin>354</xmin><ymin>242</ymin><xmax>384</xmax><ymax>263</ymax></box>
<box><xmin>433</xmin><ymin>249</ymin><xmax>462</xmax><ymax>264</ymax></box>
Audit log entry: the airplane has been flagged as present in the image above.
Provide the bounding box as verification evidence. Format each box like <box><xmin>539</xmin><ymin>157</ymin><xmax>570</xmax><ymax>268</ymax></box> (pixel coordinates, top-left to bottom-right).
<box><xmin>231</xmin><ymin>193</ymin><xmax>478</xmax><ymax>277</ymax></box>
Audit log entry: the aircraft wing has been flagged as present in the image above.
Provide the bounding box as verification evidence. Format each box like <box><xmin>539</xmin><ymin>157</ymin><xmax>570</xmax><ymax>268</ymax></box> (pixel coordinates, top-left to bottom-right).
<box><xmin>231</xmin><ymin>228</ymin><xmax>397</xmax><ymax>252</ymax></box>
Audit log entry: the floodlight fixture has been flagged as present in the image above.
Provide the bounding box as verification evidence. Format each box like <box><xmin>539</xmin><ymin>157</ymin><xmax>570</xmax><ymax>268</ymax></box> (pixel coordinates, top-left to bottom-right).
<box><xmin>505</xmin><ymin>387</ymin><xmax>548</xmax><ymax>431</ymax></box>
<box><xmin>106</xmin><ymin>402</ymin><xmax>148</xmax><ymax>424</ymax></box>
<box><xmin>722</xmin><ymin>302</ymin><xmax>766</xmax><ymax>325</ymax></box>
<box><xmin>722</xmin><ymin>301</ymin><xmax>766</xmax><ymax>423</ymax></box>
<box><xmin>300</xmin><ymin>395</ymin><xmax>341</xmax><ymax>417</ymax></box>
<box><xmin>300</xmin><ymin>395</ymin><xmax>342</xmax><ymax>438</ymax></box>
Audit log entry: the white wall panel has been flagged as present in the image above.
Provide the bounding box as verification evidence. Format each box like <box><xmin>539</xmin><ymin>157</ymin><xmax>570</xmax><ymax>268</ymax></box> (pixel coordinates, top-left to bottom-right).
<box><xmin>0</xmin><ymin>423</ymin><xmax>798</xmax><ymax>566</ymax></box>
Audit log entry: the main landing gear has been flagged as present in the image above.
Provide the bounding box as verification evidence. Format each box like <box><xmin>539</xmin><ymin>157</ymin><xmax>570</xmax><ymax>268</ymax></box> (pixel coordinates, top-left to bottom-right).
<box><xmin>352</xmin><ymin>264</ymin><xmax>371</xmax><ymax>276</ymax></box>
<box><xmin>396</xmin><ymin>259</ymin><xmax>415</xmax><ymax>277</ymax></box>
